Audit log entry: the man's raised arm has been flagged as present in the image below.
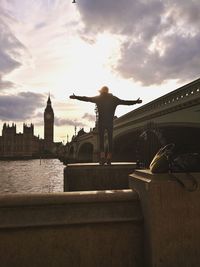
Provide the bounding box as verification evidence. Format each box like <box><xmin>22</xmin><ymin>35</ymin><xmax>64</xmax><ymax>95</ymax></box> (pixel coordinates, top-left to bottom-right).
<box><xmin>69</xmin><ymin>94</ymin><xmax>96</xmax><ymax>103</ymax></box>
<box><xmin>118</xmin><ymin>97</ymin><xmax>142</xmax><ymax>106</ymax></box>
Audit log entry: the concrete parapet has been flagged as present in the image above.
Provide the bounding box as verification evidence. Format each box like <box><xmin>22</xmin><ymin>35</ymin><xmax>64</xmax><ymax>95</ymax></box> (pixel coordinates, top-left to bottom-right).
<box><xmin>129</xmin><ymin>169</ymin><xmax>200</xmax><ymax>267</ymax></box>
<box><xmin>0</xmin><ymin>190</ymin><xmax>143</xmax><ymax>267</ymax></box>
<box><xmin>64</xmin><ymin>162</ymin><xmax>136</xmax><ymax>192</ymax></box>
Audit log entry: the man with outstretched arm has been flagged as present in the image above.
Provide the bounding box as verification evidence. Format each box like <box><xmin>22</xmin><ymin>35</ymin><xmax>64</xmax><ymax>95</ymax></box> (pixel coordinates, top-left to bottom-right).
<box><xmin>70</xmin><ymin>86</ymin><xmax>142</xmax><ymax>165</ymax></box>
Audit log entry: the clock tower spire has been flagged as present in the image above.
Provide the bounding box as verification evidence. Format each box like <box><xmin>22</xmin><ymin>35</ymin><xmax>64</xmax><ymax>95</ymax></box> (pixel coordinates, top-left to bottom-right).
<box><xmin>44</xmin><ymin>94</ymin><xmax>54</xmax><ymax>152</ymax></box>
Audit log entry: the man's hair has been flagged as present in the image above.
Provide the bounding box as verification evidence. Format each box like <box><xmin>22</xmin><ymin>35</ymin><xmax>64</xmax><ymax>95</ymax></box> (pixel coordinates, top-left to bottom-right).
<box><xmin>99</xmin><ymin>86</ymin><xmax>109</xmax><ymax>94</ymax></box>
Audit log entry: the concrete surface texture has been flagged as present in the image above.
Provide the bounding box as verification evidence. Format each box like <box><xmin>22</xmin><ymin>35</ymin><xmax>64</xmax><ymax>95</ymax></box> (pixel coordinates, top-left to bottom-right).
<box><xmin>0</xmin><ymin>190</ymin><xmax>143</xmax><ymax>267</ymax></box>
<box><xmin>129</xmin><ymin>169</ymin><xmax>200</xmax><ymax>267</ymax></box>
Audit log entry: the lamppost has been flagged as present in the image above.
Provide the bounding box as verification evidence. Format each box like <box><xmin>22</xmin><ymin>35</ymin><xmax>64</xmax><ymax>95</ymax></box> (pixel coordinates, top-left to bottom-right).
<box><xmin>95</xmin><ymin>104</ymin><xmax>99</xmax><ymax>128</ymax></box>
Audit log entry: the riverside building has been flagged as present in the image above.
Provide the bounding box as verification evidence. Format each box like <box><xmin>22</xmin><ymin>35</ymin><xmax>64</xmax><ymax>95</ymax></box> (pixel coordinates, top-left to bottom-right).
<box><xmin>0</xmin><ymin>95</ymin><xmax>56</xmax><ymax>159</ymax></box>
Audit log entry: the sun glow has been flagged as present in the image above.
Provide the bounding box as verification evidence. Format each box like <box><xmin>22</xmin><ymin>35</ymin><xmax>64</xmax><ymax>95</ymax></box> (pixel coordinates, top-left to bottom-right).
<box><xmin>52</xmin><ymin>33</ymin><xmax>122</xmax><ymax>99</ymax></box>
<box><xmin>0</xmin><ymin>1</ymin><xmax>186</xmax><ymax>142</ymax></box>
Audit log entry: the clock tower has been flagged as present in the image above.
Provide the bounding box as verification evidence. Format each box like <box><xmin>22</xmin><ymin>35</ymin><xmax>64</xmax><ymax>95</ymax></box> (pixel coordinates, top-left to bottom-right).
<box><xmin>44</xmin><ymin>95</ymin><xmax>54</xmax><ymax>151</ymax></box>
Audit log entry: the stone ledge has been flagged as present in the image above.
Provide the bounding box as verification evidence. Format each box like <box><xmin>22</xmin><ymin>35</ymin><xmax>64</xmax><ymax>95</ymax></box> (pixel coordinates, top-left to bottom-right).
<box><xmin>130</xmin><ymin>169</ymin><xmax>200</xmax><ymax>192</ymax></box>
<box><xmin>67</xmin><ymin>162</ymin><xmax>136</xmax><ymax>168</ymax></box>
<box><xmin>0</xmin><ymin>190</ymin><xmax>142</xmax><ymax>229</ymax></box>
<box><xmin>0</xmin><ymin>190</ymin><xmax>138</xmax><ymax>207</ymax></box>
<box><xmin>131</xmin><ymin>169</ymin><xmax>200</xmax><ymax>181</ymax></box>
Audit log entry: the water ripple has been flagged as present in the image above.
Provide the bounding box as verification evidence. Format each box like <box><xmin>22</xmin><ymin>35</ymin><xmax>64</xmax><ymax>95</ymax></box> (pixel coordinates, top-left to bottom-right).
<box><xmin>0</xmin><ymin>159</ymin><xmax>64</xmax><ymax>194</ymax></box>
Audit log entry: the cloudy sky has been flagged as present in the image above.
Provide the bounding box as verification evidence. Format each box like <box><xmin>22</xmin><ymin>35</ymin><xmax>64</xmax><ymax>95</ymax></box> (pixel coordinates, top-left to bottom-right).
<box><xmin>0</xmin><ymin>0</ymin><xmax>199</xmax><ymax>142</ymax></box>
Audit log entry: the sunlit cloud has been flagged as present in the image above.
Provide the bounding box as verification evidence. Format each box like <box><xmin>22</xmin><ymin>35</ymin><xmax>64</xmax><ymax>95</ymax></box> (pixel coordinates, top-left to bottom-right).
<box><xmin>0</xmin><ymin>0</ymin><xmax>199</xmax><ymax>141</ymax></box>
<box><xmin>78</xmin><ymin>0</ymin><xmax>200</xmax><ymax>85</ymax></box>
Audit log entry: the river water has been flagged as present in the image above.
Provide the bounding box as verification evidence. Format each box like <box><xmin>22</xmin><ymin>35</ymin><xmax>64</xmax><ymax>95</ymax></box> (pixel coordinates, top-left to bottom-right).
<box><xmin>0</xmin><ymin>159</ymin><xmax>64</xmax><ymax>194</ymax></box>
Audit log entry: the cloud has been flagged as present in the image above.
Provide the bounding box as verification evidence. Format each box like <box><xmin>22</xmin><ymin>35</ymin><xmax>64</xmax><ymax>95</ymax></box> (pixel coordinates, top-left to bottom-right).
<box><xmin>54</xmin><ymin>117</ymin><xmax>86</xmax><ymax>127</ymax></box>
<box><xmin>0</xmin><ymin>17</ymin><xmax>26</xmax><ymax>76</ymax></box>
<box><xmin>0</xmin><ymin>48</ymin><xmax>21</xmax><ymax>75</ymax></box>
<box><xmin>0</xmin><ymin>6</ymin><xmax>28</xmax><ymax>91</ymax></box>
<box><xmin>82</xmin><ymin>113</ymin><xmax>95</xmax><ymax>122</ymax></box>
<box><xmin>34</xmin><ymin>116</ymin><xmax>88</xmax><ymax>128</ymax></box>
<box><xmin>0</xmin><ymin>0</ymin><xmax>81</xmax><ymax>92</ymax></box>
<box><xmin>0</xmin><ymin>75</ymin><xmax>16</xmax><ymax>90</ymax></box>
<box><xmin>78</xmin><ymin>0</ymin><xmax>164</xmax><ymax>37</ymax></box>
<box><xmin>0</xmin><ymin>92</ymin><xmax>45</xmax><ymax>121</ymax></box>
<box><xmin>117</xmin><ymin>33</ymin><xmax>200</xmax><ymax>85</ymax></box>
<box><xmin>169</xmin><ymin>1</ymin><xmax>200</xmax><ymax>28</ymax></box>
<box><xmin>34</xmin><ymin>22</ymin><xmax>47</xmax><ymax>30</ymax></box>
<box><xmin>78</xmin><ymin>0</ymin><xmax>200</xmax><ymax>85</ymax></box>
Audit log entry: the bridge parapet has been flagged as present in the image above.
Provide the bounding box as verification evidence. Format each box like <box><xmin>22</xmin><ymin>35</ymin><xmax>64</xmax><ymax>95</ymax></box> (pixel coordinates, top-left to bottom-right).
<box><xmin>115</xmin><ymin>78</ymin><xmax>200</xmax><ymax>128</ymax></box>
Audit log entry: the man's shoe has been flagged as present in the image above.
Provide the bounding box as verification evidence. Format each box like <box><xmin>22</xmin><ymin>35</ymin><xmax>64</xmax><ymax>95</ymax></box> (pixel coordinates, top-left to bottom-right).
<box><xmin>106</xmin><ymin>152</ymin><xmax>112</xmax><ymax>165</ymax></box>
<box><xmin>99</xmin><ymin>158</ymin><xmax>106</xmax><ymax>166</ymax></box>
<box><xmin>106</xmin><ymin>159</ymin><xmax>111</xmax><ymax>165</ymax></box>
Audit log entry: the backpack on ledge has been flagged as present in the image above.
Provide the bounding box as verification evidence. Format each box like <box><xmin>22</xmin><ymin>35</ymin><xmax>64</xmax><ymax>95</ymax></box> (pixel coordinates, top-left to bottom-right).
<box><xmin>149</xmin><ymin>144</ymin><xmax>200</xmax><ymax>191</ymax></box>
<box><xmin>149</xmin><ymin>143</ymin><xmax>174</xmax><ymax>173</ymax></box>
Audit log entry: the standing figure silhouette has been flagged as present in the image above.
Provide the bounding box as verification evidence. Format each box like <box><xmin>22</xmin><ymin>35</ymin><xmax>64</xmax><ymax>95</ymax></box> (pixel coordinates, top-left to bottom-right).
<box><xmin>70</xmin><ymin>86</ymin><xmax>142</xmax><ymax>165</ymax></box>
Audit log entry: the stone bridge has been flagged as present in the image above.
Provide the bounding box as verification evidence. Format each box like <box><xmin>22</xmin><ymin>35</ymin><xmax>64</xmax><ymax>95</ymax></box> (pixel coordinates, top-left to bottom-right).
<box><xmin>65</xmin><ymin>78</ymin><xmax>200</xmax><ymax>165</ymax></box>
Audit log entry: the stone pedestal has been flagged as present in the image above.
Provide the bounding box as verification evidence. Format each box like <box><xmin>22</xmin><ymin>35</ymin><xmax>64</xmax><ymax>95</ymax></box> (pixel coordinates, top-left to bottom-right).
<box><xmin>129</xmin><ymin>170</ymin><xmax>200</xmax><ymax>267</ymax></box>
<box><xmin>64</xmin><ymin>162</ymin><xmax>136</xmax><ymax>192</ymax></box>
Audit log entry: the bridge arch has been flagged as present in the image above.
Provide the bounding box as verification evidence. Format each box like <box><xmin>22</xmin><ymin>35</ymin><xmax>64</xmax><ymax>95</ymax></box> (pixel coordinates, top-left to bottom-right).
<box><xmin>113</xmin><ymin>125</ymin><xmax>164</xmax><ymax>166</ymax></box>
<box><xmin>114</xmin><ymin>122</ymin><xmax>200</xmax><ymax>167</ymax></box>
<box><xmin>77</xmin><ymin>142</ymin><xmax>93</xmax><ymax>162</ymax></box>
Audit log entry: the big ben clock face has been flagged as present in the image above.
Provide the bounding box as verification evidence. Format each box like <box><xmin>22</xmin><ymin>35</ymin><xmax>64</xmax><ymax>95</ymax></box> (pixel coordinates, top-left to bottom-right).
<box><xmin>45</xmin><ymin>113</ymin><xmax>51</xmax><ymax>119</ymax></box>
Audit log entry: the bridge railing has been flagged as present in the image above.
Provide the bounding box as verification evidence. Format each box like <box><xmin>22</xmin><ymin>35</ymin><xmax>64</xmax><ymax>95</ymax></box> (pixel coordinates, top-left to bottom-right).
<box><xmin>115</xmin><ymin>78</ymin><xmax>200</xmax><ymax>127</ymax></box>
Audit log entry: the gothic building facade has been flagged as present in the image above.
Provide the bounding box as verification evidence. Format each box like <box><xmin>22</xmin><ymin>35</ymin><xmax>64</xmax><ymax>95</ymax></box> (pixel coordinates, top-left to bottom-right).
<box><xmin>0</xmin><ymin>123</ymin><xmax>41</xmax><ymax>158</ymax></box>
<box><xmin>0</xmin><ymin>95</ymin><xmax>55</xmax><ymax>158</ymax></box>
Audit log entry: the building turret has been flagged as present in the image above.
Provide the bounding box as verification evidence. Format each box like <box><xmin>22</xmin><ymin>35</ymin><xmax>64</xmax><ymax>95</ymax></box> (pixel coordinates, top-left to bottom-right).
<box><xmin>23</xmin><ymin>123</ymin><xmax>34</xmax><ymax>135</ymax></box>
<box><xmin>2</xmin><ymin>123</ymin><xmax>16</xmax><ymax>136</ymax></box>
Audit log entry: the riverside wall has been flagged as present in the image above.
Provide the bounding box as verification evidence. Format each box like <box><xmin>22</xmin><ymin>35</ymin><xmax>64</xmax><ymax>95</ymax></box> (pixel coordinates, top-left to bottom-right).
<box><xmin>0</xmin><ymin>190</ymin><xmax>143</xmax><ymax>267</ymax></box>
<box><xmin>1</xmin><ymin>164</ymin><xmax>199</xmax><ymax>267</ymax></box>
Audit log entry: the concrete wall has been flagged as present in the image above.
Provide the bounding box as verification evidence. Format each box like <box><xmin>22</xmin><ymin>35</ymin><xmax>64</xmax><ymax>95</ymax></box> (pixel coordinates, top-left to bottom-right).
<box><xmin>129</xmin><ymin>170</ymin><xmax>200</xmax><ymax>267</ymax></box>
<box><xmin>0</xmin><ymin>190</ymin><xmax>143</xmax><ymax>267</ymax></box>
<box><xmin>64</xmin><ymin>162</ymin><xmax>136</xmax><ymax>192</ymax></box>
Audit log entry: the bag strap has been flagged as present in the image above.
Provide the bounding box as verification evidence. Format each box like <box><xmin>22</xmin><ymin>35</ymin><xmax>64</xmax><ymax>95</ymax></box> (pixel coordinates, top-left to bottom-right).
<box><xmin>169</xmin><ymin>172</ymin><xmax>198</xmax><ymax>192</ymax></box>
<box><xmin>158</xmin><ymin>143</ymin><xmax>175</xmax><ymax>155</ymax></box>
